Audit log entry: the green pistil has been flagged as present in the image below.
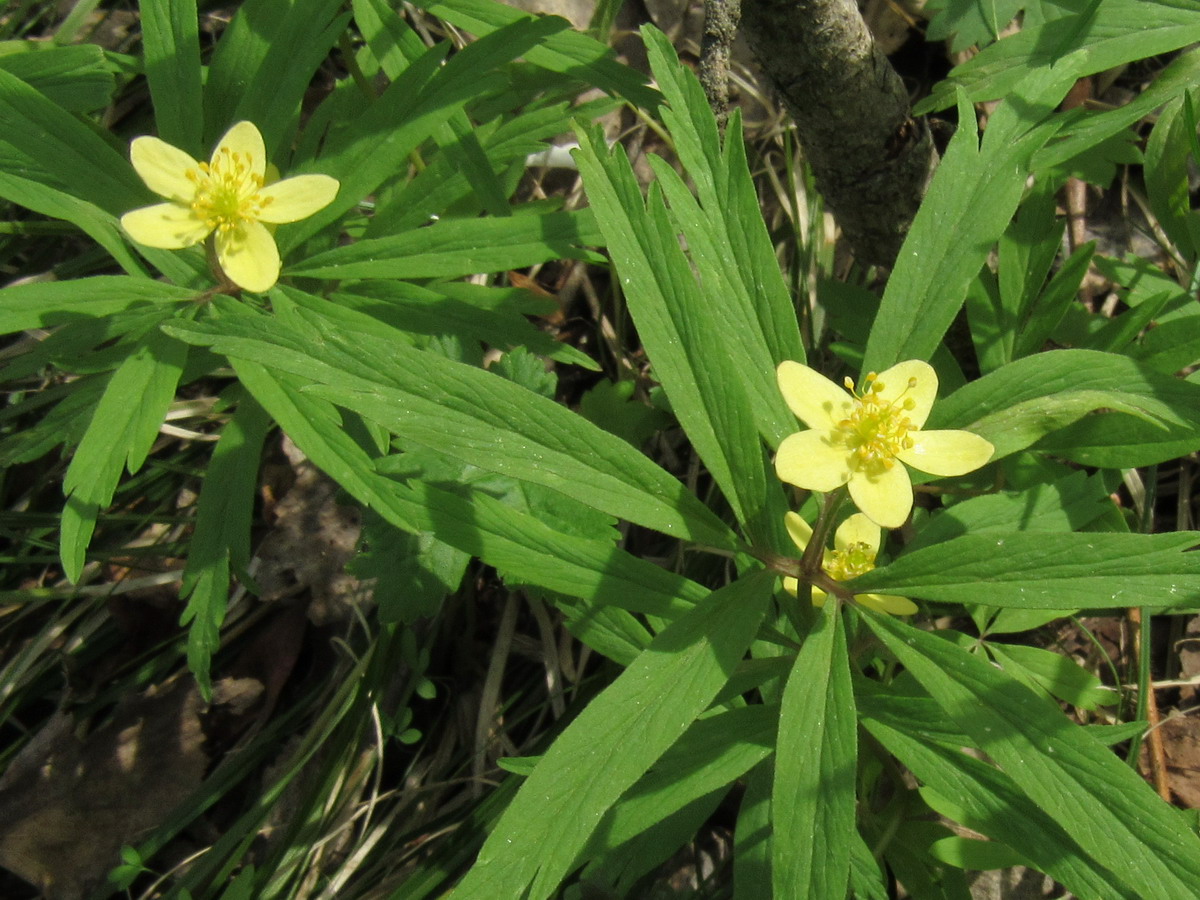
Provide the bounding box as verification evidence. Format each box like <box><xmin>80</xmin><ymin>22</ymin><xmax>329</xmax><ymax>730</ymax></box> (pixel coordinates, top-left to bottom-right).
<box><xmin>824</xmin><ymin>542</ymin><xmax>875</xmax><ymax>581</ymax></box>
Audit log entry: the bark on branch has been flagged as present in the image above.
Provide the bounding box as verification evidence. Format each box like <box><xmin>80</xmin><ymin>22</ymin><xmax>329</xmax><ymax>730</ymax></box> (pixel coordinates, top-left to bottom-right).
<box><xmin>740</xmin><ymin>0</ymin><xmax>936</xmax><ymax>268</ymax></box>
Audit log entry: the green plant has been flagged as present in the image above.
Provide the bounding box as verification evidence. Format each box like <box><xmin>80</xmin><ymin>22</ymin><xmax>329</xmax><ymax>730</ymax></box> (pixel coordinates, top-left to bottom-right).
<box><xmin>3</xmin><ymin>0</ymin><xmax>1200</xmax><ymax>897</ymax></box>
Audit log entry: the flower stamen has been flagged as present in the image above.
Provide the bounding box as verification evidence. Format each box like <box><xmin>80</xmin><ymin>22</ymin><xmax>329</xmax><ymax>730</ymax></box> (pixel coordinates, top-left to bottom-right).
<box><xmin>187</xmin><ymin>149</ymin><xmax>275</xmax><ymax>236</ymax></box>
<box><xmin>835</xmin><ymin>373</ymin><xmax>919</xmax><ymax>477</ymax></box>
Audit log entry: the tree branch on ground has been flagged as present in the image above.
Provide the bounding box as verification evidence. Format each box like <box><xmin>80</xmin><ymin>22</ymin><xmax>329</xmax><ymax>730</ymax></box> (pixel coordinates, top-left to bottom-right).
<box><xmin>741</xmin><ymin>0</ymin><xmax>937</xmax><ymax>268</ymax></box>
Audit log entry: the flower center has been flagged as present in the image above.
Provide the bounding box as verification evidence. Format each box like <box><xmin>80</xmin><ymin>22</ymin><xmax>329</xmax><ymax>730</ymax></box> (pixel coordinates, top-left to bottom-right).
<box><xmin>835</xmin><ymin>373</ymin><xmax>918</xmax><ymax>477</ymax></box>
<box><xmin>187</xmin><ymin>147</ymin><xmax>273</xmax><ymax>234</ymax></box>
<box><xmin>823</xmin><ymin>542</ymin><xmax>876</xmax><ymax>581</ymax></box>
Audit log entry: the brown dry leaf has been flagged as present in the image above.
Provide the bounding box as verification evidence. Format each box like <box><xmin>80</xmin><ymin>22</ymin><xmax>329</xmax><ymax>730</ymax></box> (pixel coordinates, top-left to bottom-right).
<box><xmin>1158</xmin><ymin>713</ymin><xmax>1200</xmax><ymax>809</ymax></box>
<box><xmin>0</xmin><ymin>678</ymin><xmax>210</xmax><ymax>899</ymax></box>
<box><xmin>254</xmin><ymin>437</ymin><xmax>371</xmax><ymax>626</ymax></box>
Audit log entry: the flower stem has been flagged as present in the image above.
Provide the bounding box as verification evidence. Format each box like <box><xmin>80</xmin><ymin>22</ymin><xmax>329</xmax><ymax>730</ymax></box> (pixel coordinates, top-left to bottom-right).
<box><xmin>801</xmin><ymin>489</ymin><xmax>845</xmax><ymax>580</ymax></box>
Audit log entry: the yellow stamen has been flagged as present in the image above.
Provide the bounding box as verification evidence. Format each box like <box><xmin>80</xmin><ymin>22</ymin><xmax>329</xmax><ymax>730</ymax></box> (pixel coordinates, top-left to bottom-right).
<box><xmin>835</xmin><ymin>372</ymin><xmax>919</xmax><ymax>476</ymax></box>
<box><xmin>187</xmin><ymin>149</ymin><xmax>273</xmax><ymax>235</ymax></box>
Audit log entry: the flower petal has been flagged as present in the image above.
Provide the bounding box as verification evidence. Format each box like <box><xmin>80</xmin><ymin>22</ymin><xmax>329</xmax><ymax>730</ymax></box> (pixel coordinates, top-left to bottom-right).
<box><xmin>777</xmin><ymin>361</ymin><xmax>852</xmax><ymax>429</ymax></box>
<box><xmin>214</xmin><ymin>121</ymin><xmax>267</xmax><ymax>179</ymax></box>
<box><xmin>811</xmin><ymin>586</ymin><xmax>828</xmax><ymax>608</ymax></box>
<box><xmin>130</xmin><ymin>137</ymin><xmax>200</xmax><ymax>202</ymax></box>
<box><xmin>897</xmin><ymin>429</ymin><xmax>994</xmax><ymax>477</ymax></box>
<box><xmin>856</xmin><ymin>592</ymin><xmax>918</xmax><ymax>615</ymax></box>
<box><xmin>784</xmin><ymin>511</ymin><xmax>813</xmax><ymax>553</ymax></box>
<box><xmin>121</xmin><ymin>203</ymin><xmax>210</xmax><ymax>248</ymax></box>
<box><xmin>834</xmin><ymin>513</ymin><xmax>880</xmax><ymax>556</ymax></box>
<box><xmin>776</xmin><ymin>430</ymin><xmax>851</xmax><ymax>492</ymax></box>
<box><xmin>874</xmin><ymin>359</ymin><xmax>937</xmax><ymax>428</ymax></box>
<box><xmin>257</xmin><ymin>174</ymin><xmax>340</xmax><ymax>223</ymax></box>
<box><xmin>216</xmin><ymin>221</ymin><xmax>280</xmax><ymax>292</ymax></box>
<box><xmin>848</xmin><ymin>464</ymin><xmax>912</xmax><ymax>528</ymax></box>
<box><xmin>782</xmin><ymin>576</ymin><xmax>799</xmax><ymax>597</ymax></box>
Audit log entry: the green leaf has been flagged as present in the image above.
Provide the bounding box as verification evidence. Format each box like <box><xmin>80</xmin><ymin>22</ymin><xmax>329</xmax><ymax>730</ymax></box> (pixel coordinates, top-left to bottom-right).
<box><xmin>573</xmin><ymin>114</ymin><xmax>786</xmax><ymax>546</ymax></box>
<box><xmin>581</xmin><ymin>792</ymin><xmax>727</xmax><ymax>894</ymax></box>
<box><xmin>231</xmin><ymin>360</ymin><xmax>711</xmax><ymax>620</ymax></box>
<box><xmin>920</xmin><ymin>0</ymin><xmax>1200</xmax><ymax>111</ymax></box>
<box><xmin>642</xmin><ymin>25</ymin><xmax>805</xmax><ymax>415</ymax></box>
<box><xmin>202</xmin><ymin>0</ymin><xmax>346</xmax><ymax>153</ymax></box>
<box><xmin>166</xmin><ymin>302</ymin><xmax>736</xmax><ymax>550</ymax></box>
<box><xmin>773</xmin><ymin>603</ymin><xmax>855</xmax><ymax>900</ymax></box>
<box><xmin>584</xmin><ymin>705</ymin><xmax>776</xmax><ymax>855</ymax></box>
<box><xmin>1034</xmin><ymin>48</ymin><xmax>1200</xmax><ymax>175</ymax></box>
<box><xmin>578</xmin><ymin>379</ymin><xmax>669</xmax><ymax>446</ymax></box>
<box><xmin>288</xmin><ymin>209</ymin><xmax>603</xmax><ymax>279</ymax></box>
<box><xmin>329</xmin><ymin>281</ymin><xmax>598</xmax><ymax>370</ymax></box>
<box><xmin>366</xmin><ymin>99</ymin><xmax>601</xmax><ymax>236</ymax></box>
<box><xmin>414</xmin><ymin>0</ymin><xmax>660</xmax><ymax>110</ymax></box>
<box><xmin>0</xmin><ymin>43</ymin><xmax>113</xmax><ymax>112</ymax></box>
<box><xmin>862</xmin><ymin>58</ymin><xmax>1080</xmax><ymax>373</ymax></box>
<box><xmin>1131</xmin><ymin>315</ymin><xmax>1200</xmax><ymax>374</ymax></box>
<box><xmin>864</xmin><ymin>613</ymin><xmax>1200</xmax><ymax>898</ymax></box>
<box><xmin>60</xmin><ymin>328</ymin><xmax>187</xmax><ymax>580</ymax></box>
<box><xmin>349</xmin><ymin>510</ymin><xmax>469</xmax><ymax>624</ymax></box>
<box><xmin>986</xmin><ymin>642</ymin><xmax>1118</xmax><ymax>710</ymax></box>
<box><xmin>849</xmin><ymin>530</ymin><xmax>1200</xmax><ymax>609</ymax></box>
<box><xmin>906</xmin><ymin>470</ymin><xmax>1114</xmax><ymax>553</ymax></box>
<box><xmin>0</xmin><ymin>170</ymin><xmax>147</xmax><ymax>275</ymax></box>
<box><xmin>928</xmin><ymin>349</ymin><xmax>1200</xmax><ymax>465</ymax></box>
<box><xmin>180</xmin><ymin>392</ymin><xmax>272</xmax><ymax>696</ymax></box>
<box><xmin>140</xmin><ymin>0</ymin><xmax>203</xmax><ymax>156</ymax></box>
<box><xmin>927</xmin><ymin>835</ymin><xmax>1027</xmax><ymax>871</ymax></box>
<box><xmin>0</xmin><ymin>66</ymin><xmax>143</xmax><ymax>215</ymax></box>
<box><xmin>926</xmin><ymin>0</ymin><xmax>1027</xmax><ymax>52</ymax></box>
<box><xmin>734</xmin><ymin>761</ymin><xmax>774</xmax><ymax>900</ymax></box>
<box><xmin>1011</xmin><ymin>240</ymin><xmax>1094</xmax><ymax>359</ymax></box>
<box><xmin>451</xmin><ymin>571</ymin><xmax>774</xmax><ymax>898</ymax></box>
<box><xmin>0</xmin><ymin>277</ymin><xmax>194</xmax><ymax>334</ymax></box>
<box><xmin>847</xmin><ymin>829</ymin><xmax>889</xmax><ymax>900</ymax></box>
<box><xmin>281</xmin><ymin>15</ymin><xmax>574</xmax><ymax>250</ymax></box>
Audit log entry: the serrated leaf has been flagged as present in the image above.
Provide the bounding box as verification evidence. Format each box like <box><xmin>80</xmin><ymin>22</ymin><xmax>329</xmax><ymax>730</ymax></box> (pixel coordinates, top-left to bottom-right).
<box><xmin>288</xmin><ymin>210</ymin><xmax>604</xmax><ymax>279</ymax></box>
<box><xmin>928</xmin><ymin>349</ymin><xmax>1200</xmax><ymax>466</ymax></box>
<box><xmin>0</xmin><ymin>277</ymin><xmax>195</xmax><ymax>335</ymax></box>
<box><xmin>921</xmin><ymin>1</ymin><xmax>1200</xmax><ymax>112</ymax></box>
<box><xmin>202</xmin><ymin>0</ymin><xmax>346</xmax><ymax>153</ymax></box>
<box><xmin>0</xmin><ymin>43</ymin><xmax>113</xmax><ymax>113</ymax></box>
<box><xmin>850</xmin><ymin>530</ymin><xmax>1200</xmax><ymax>609</ymax></box>
<box><xmin>349</xmin><ymin>509</ymin><xmax>468</xmax><ymax>623</ymax></box>
<box><xmin>584</xmin><ymin>705</ymin><xmax>776</xmax><ymax>855</ymax></box>
<box><xmin>140</xmin><ymin>0</ymin><xmax>203</xmax><ymax>156</ymax></box>
<box><xmin>927</xmin><ymin>0</ymin><xmax>1027</xmax><ymax>52</ymax></box>
<box><xmin>862</xmin><ymin>59</ymin><xmax>1080</xmax><ymax>373</ymax></box>
<box><xmin>452</xmin><ymin>571</ymin><xmax>774</xmax><ymax>899</ymax></box>
<box><xmin>166</xmin><ymin>302</ymin><xmax>735</xmax><ymax>550</ymax></box>
<box><xmin>773</xmin><ymin>602</ymin><xmax>855</xmax><ymax>900</ymax></box>
<box><xmin>60</xmin><ymin>328</ymin><xmax>187</xmax><ymax>580</ymax></box>
<box><xmin>864</xmin><ymin>613</ymin><xmax>1200</xmax><ymax>898</ymax></box>
<box><xmin>414</xmin><ymin>0</ymin><xmax>660</xmax><ymax>110</ymax></box>
<box><xmin>986</xmin><ymin>642</ymin><xmax>1117</xmax><ymax>710</ymax></box>
<box><xmin>180</xmin><ymin>392</ymin><xmax>271</xmax><ymax>695</ymax></box>
<box><xmin>231</xmin><ymin>359</ymin><xmax>711</xmax><ymax>621</ymax></box>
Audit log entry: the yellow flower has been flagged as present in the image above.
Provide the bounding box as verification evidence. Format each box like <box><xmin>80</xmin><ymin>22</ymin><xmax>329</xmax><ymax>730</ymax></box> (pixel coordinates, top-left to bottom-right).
<box><xmin>120</xmin><ymin>121</ymin><xmax>339</xmax><ymax>293</ymax></box>
<box><xmin>774</xmin><ymin>360</ymin><xmax>993</xmax><ymax>528</ymax></box>
<box><xmin>782</xmin><ymin>511</ymin><xmax>917</xmax><ymax>615</ymax></box>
